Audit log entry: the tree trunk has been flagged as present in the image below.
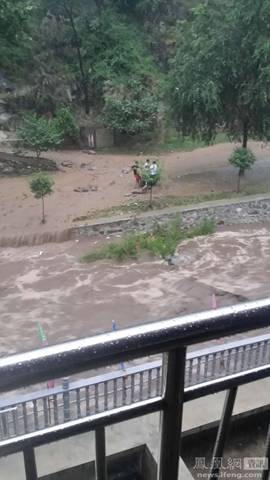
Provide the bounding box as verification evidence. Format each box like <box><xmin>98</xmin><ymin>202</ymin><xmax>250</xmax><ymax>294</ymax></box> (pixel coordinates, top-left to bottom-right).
<box><xmin>237</xmin><ymin>168</ymin><xmax>244</xmax><ymax>193</ymax></box>
<box><xmin>149</xmin><ymin>185</ymin><xmax>153</xmax><ymax>208</ymax></box>
<box><xmin>63</xmin><ymin>2</ymin><xmax>90</xmax><ymax>115</ymax></box>
<box><xmin>41</xmin><ymin>196</ymin><xmax>45</xmax><ymax>224</ymax></box>
<box><xmin>242</xmin><ymin>122</ymin><xmax>248</xmax><ymax>149</ymax></box>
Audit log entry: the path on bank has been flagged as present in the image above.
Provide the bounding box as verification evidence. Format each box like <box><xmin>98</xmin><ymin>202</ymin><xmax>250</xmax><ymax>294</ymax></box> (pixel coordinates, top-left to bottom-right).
<box><xmin>1</xmin><ymin>141</ymin><xmax>270</xmax><ymax>239</ymax></box>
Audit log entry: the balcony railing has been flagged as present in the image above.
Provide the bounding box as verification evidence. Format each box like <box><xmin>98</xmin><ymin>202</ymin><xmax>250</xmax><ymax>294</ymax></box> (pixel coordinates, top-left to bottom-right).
<box><xmin>0</xmin><ymin>332</ymin><xmax>270</xmax><ymax>441</ymax></box>
<box><xmin>0</xmin><ymin>299</ymin><xmax>270</xmax><ymax>480</ymax></box>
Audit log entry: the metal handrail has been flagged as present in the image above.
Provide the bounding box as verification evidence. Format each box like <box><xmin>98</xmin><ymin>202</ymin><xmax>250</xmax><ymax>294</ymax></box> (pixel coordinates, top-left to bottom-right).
<box><xmin>0</xmin><ymin>331</ymin><xmax>269</xmax><ymax>442</ymax></box>
<box><xmin>1</xmin><ymin>298</ymin><xmax>270</xmax><ymax>480</ymax></box>
<box><xmin>0</xmin><ymin>298</ymin><xmax>270</xmax><ymax>393</ymax></box>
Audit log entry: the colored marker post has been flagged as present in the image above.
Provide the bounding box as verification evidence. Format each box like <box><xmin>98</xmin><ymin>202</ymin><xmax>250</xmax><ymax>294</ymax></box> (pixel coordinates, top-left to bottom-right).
<box><xmin>112</xmin><ymin>320</ymin><xmax>125</xmax><ymax>370</ymax></box>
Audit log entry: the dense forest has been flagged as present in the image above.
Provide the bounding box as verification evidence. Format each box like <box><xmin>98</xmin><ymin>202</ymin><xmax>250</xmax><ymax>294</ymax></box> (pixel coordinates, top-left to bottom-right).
<box><xmin>2</xmin><ymin>0</ymin><xmax>270</xmax><ymax>148</ymax></box>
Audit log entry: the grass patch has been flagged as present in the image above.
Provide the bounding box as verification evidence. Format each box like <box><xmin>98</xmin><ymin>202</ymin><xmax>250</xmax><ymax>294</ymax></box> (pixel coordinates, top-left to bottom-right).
<box><xmin>81</xmin><ymin>218</ymin><xmax>215</xmax><ymax>263</ymax></box>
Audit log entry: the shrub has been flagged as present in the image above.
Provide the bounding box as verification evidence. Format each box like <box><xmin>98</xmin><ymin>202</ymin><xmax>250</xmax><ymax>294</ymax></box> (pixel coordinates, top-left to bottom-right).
<box><xmin>19</xmin><ymin>113</ymin><xmax>63</xmax><ymax>159</ymax></box>
<box><xmin>29</xmin><ymin>172</ymin><xmax>54</xmax><ymax>223</ymax></box>
<box><xmin>54</xmin><ymin>105</ymin><xmax>79</xmax><ymax>142</ymax></box>
<box><xmin>229</xmin><ymin>147</ymin><xmax>256</xmax><ymax>193</ymax></box>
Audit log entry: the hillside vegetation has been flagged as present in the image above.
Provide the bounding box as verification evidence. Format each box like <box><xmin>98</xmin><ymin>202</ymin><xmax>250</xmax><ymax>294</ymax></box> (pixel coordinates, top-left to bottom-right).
<box><xmin>2</xmin><ymin>0</ymin><xmax>270</xmax><ymax>150</ymax></box>
<box><xmin>0</xmin><ymin>0</ymin><xmax>197</xmax><ymax>137</ymax></box>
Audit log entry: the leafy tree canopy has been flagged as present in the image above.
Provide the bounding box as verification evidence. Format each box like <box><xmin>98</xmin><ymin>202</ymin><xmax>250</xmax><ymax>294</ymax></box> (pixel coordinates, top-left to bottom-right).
<box><xmin>19</xmin><ymin>113</ymin><xmax>63</xmax><ymax>158</ymax></box>
<box><xmin>169</xmin><ymin>0</ymin><xmax>270</xmax><ymax>147</ymax></box>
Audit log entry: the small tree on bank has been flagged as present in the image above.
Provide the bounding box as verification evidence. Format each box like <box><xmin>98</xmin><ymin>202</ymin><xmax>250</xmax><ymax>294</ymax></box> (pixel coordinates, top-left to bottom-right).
<box><xmin>19</xmin><ymin>113</ymin><xmax>63</xmax><ymax>159</ymax></box>
<box><xmin>229</xmin><ymin>147</ymin><xmax>256</xmax><ymax>193</ymax></box>
<box><xmin>30</xmin><ymin>173</ymin><xmax>54</xmax><ymax>223</ymax></box>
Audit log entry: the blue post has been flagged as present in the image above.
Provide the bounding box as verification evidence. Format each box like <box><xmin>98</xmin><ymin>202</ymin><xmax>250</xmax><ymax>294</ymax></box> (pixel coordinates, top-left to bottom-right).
<box><xmin>112</xmin><ymin>321</ymin><xmax>125</xmax><ymax>370</ymax></box>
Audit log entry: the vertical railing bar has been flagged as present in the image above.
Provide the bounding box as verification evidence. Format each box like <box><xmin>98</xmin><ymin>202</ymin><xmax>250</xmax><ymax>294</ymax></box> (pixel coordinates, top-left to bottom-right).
<box><xmin>267</xmin><ymin>340</ymin><xmax>270</xmax><ymax>363</ymax></box>
<box><xmin>62</xmin><ymin>377</ymin><xmax>70</xmax><ymax>422</ymax></box>
<box><xmin>22</xmin><ymin>402</ymin><xmax>28</xmax><ymax>434</ymax></box>
<box><xmin>23</xmin><ymin>446</ymin><xmax>38</xmax><ymax>480</ymax></box>
<box><xmin>159</xmin><ymin>347</ymin><xmax>186</xmax><ymax>480</ymax></box>
<box><xmin>233</xmin><ymin>347</ymin><xmax>239</xmax><ymax>372</ymax></box>
<box><xmin>53</xmin><ymin>395</ymin><xmax>58</xmax><ymax>425</ymax></box>
<box><xmin>262</xmin><ymin>422</ymin><xmax>270</xmax><ymax>480</ymax></box>
<box><xmin>85</xmin><ymin>386</ymin><xmax>90</xmax><ymax>416</ymax></box>
<box><xmin>33</xmin><ymin>400</ymin><xmax>39</xmax><ymax>430</ymax></box>
<box><xmin>254</xmin><ymin>342</ymin><xmax>260</xmax><ymax>367</ymax></box>
<box><xmin>76</xmin><ymin>388</ymin><xmax>81</xmax><ymax>418</ymax></box>
<box><xmin>131</xmin><ymin>374</ymin><xmax>135</xmax><ymax>404</ymax></box>
<box><xmin>139</xmin><ymin>372</ymin><xmax>143</xmax><ymax>400</ymax></box>
<box><xmin>156</xmin><ymin>366</ymin><xmax>161</xmax><ymax>395</ymax></box>
<box><xmin>113</xmin><ymin>379</ymin><xmax>117</xmax><ymax>408</ymax></box>
<box><xmin>225</xmin><ymin>350</ymin><xmax>231</xmax><ymax>374</ymax></box>
<box><xmin>247</xmin><ymin>343</ymin><xmax>254</xmax><ymax>368</ymax></box>
<box><xmin>43</xmin><ymin>398</ymin><xmax>49</xmax><ymax>428</ymax></box>
<box><xmin>219</xmin><ymin>351</ymin><xmax>225</xmax><ymax>374</ymax></box>
<box><xmin>188</xmin><ymin>358</ymin><xmax>193</xmax><ymax>385</ymax></box>
<box><xmin>196</xmin><ymin>356</ymin><xmax>202</xmax><ymax>382</ymax></box>
<box><xmin>95</xmin><ymin>383</ymin><xmax>99</xmax><ymax>414</ymax></box>
<box><xmin>148</xmin><ymin>370</ymin><xmax>152</xmax><ymax>398</ymax></box>
<box><xmin>241</xmin><ymin>346</ymin><xmax>246</xmax><ymax>370</ymax></box>
<box><xmin>12</xmin><ymin>408</ymin><xmax>18</xmax><ymax>436</ymax></box>
<box><xmin>204</xmin><ymin>355</ymin><xmax>209</xmax><ymax>379</ymax></box>
<box><xmin>122</xmin><ymin>376</ymin><xmax>127</xmax><ymax>405</ymax></box>
<box><xmin>95</xmin><ymin>427</ymin><xmax>107</xmax><ymax>480</ymax></box>
<box><xmin>211</xmin><ymin>353</ymin><xmax>217</xmax><ymax>379</ymax></box>
<box><xmin>210</xmin><ymin>387</ymin><xmax>238</xmax><ymax>479</ymax></box>
<box><xmin>104</xmin><ymin>382</ymin><xmax>108</xmax><ymax>411</ymax></box>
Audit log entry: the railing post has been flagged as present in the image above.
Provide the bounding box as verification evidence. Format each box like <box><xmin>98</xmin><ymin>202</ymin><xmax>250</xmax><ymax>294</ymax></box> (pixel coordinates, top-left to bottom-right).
<box><xmin>159</xmin><ymin>347</ymin><xmax>186</xmax><ymax>480</ymax></box>
<box><xmin>210</xmin><ymin>387</ymin><xmax>237</xmax><ymax>479</ymax></box>
<box><xmin>62</xmin><ymin>377</ymin><xmax>70</xmax><ymax>422</ymax></box>
<box><xmin>95</xmin><ymin>427</ymin><xmax>107</xmax><ymax>480</ymax></box>
<box><xmin>23</xmin><ymin>446</ymin><xmax>38</xmax><ymax>480</ymax></box>
<box><xmin>262</xmin><ymin>422</ymin><xmax>270</xmax><ymax>480</ymax></box>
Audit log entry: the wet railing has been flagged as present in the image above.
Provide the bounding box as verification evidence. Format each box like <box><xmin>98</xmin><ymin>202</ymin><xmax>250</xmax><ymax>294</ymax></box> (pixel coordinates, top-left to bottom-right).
<box><xmin>0</xmin><ymin>299</ymin><xmax>270</xmax><ymax>480</ymax></box>
<box><xmin>0</xmin><ymin>333</ymin><xmax>270</xmax><ymax>440</ymax></box>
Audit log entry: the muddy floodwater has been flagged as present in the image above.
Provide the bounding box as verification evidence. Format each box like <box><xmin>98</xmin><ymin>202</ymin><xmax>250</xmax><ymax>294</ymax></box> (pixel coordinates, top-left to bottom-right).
<box><xmin>0</xmin><ymin>224</ymin><xmax>270</xmax><ymax>356</ymax></box>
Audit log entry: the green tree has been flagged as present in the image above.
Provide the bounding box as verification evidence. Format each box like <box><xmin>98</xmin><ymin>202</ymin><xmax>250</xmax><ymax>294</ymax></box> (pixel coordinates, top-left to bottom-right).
<box><xmin>54</xmin><ymin>105</ymin><xmax>79</xmax><ymax>142</ymax></box>
<box><xmin>19</xmin><ymin>113</ymin><xmax>63</xmax><ymax>159</ymax></box>
<box><xmin>103</xmin><ymin>80</ymin><xmax>159</xmax><ymax>135</ymax></box>
<box><xmin>169</xmin><ymin>0</ymin><xmax>270</xmax><ymax>148</ymax></box>
<box><xmin>30</xmin><ymin>173</ymin><xmax>54</xmax><ymax>223</ymax></box>
<box><xmin>229</xmin><ymin>147</ymin><xmax>256</xmax><ymax>193</ymax></box>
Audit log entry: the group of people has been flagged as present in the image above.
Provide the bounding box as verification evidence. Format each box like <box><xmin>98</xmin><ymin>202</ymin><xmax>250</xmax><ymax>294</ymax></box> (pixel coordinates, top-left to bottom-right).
<box><xmin>131</xmin><ymin>159</ymin><xmax>159</xmax><ymax>190</ymax></box>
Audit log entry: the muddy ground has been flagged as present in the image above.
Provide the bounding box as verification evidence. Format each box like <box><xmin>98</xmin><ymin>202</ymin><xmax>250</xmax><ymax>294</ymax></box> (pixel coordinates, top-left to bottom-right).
<box><xmin>0</xmin><ymin>224</ymin><xmax>269</xmax><ymax>357</ymax></box>
<box><xmin>1</xmin><ymin>141</ymin><xmax>270</xmax><ymax>241</ymax></box>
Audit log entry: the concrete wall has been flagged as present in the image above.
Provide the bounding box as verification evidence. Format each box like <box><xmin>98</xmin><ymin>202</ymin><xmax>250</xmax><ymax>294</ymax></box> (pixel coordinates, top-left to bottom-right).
<box><xmin>95</xmin><ymin>128</ymin><xmax>114</xmax><ymax>149</ymax></box>
<box><xmin>39</xmin><ymin>445</ymin><xmax>156</xmax><ymax>480</ymax></box>
<box><xmin>72</xmin><ymin>194</ymin><xmax>270</xmax><ymax>239</ymax></box>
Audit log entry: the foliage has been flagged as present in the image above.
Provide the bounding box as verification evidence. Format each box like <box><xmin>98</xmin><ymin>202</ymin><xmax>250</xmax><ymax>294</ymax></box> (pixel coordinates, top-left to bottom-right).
<box><xmin>30</xmin><ymin>173</ymin><xmax>54</xmax><ymax>199</ymax></box>
<box><xmin>169</xmin><ymin>0</ymin><xmax>270</xmax><ymax>147</ymax></box>
<box><xmin>103</xmin><ymin>80</ymin><xmax>159</xmax><ymax>134</ymax></box>
<box><xmin>229</xmin><ymin>148</ymin><xmax>256</xmax><ymax>172</ymax></box>
<box><xmin>0</xmin><ymin>0</ymin><xmax>35</xmax><ymax>76</ymax></box>
<box><xmin>54</xmin><ymin>105</ymin><xmax>79</xmax><ymax>141</ymax></box>
<box><xmin>81</xmin><ymin>217</ymin><xmax>215</xmax><ymax>263</ymax></box>
<box><xmin>19</xmin><ymin>113</ymin><xmax>63</xmax><ymax>158</ymax></box>
<box><xmin>229</xmin><ymin>147</ymin><xmax>256</xmax><ymax>192</ymax></box>
<box><xmin>29</xmin><ymin>172</ymin><xmax>54</xmax><ymax>223</ymax></box>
